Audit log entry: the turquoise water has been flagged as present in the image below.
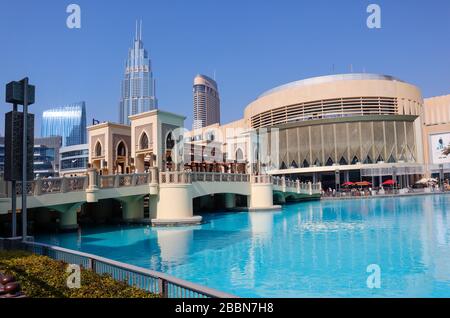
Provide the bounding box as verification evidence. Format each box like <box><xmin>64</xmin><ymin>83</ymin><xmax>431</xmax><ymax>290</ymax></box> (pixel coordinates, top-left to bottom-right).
<box><xmin>36</xmin><ymin>194</ymin><xmax>450</xmax><ymax>297</ymax></box>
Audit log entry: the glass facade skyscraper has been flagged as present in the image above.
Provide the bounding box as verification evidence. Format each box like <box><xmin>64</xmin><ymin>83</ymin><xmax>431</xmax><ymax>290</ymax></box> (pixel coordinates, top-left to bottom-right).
<box><xmin>41</xmin><ymin>101</ymin><xmax>87</xmax><ymax>147</ymax></box>
<box><xmin>119</xmin><ymin>21</ymin><xmax>158</xmax><ymax>125</ymax></box>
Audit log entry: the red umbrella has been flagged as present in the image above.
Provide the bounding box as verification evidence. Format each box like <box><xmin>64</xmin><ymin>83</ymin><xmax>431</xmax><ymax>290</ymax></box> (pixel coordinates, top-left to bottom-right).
<box><xmin>382</xmin><ymin>179</ymin><xmax>396</xmax><ymax>186</ymax></box>
<box><xmin>355</xmin><ymin>181</ymin><xmax>372</xmax><ymax>187</ymax></box>
<box><xmin>342</xmin><ymin>182</ymin><xmax>355</xmax><ymax>187</ymax></box>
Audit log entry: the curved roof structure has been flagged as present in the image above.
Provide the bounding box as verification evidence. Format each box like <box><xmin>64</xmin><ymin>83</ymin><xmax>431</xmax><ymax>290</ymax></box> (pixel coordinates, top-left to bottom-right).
<box><xmin>258</xmin><ymin>74</ymin><xmax>405</xmax><ymax>99</ymax></box>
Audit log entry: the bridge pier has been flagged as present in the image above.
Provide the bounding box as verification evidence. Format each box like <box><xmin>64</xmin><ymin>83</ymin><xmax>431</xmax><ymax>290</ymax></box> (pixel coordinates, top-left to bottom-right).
<box><xmin>149</xmin><ymin>195</ymin><xmax>158</xmax><ymax>220</ymax></box>
<box><xmin>224</xmin><ymin>193</ymin><xmax>236</xmax><ymax>209</ymax></box>
<box><xmin>118</xmin><ymin>196</ymin><xmax>145</xmax><ymax>222</ymax></box>
<box><xmin>52</xmin><ymin>202</ymin><xmax>83</xmax><ymax>231</ymax></box>
<box><xmin>248</xmin><ymin>182</ymin><xmax>281</xmax><ymax>211</ymax></box>
<box><xmin>152</xmin><ymin>184</ymin><xmax>202</xmax><ymax>226</ymax></box>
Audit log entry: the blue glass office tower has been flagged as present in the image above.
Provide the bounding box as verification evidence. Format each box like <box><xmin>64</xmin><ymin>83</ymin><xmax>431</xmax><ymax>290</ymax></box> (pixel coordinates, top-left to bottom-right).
<box><xmin>119</xmin><ymin>21</ymin><xmax>158</xmax><ymax>125</ymax></box>
<box><xmin>41</xmin><ymin>102</ymin><xmax>87</xmax><ymax>147</ymax></box>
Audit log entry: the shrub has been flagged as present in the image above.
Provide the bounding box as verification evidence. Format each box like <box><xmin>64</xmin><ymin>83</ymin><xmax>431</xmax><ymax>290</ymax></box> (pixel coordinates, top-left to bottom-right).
<box><xmin>0</xmin><ymin>250</ymin><xmax>159</xmax><ymax>298</ymax></box>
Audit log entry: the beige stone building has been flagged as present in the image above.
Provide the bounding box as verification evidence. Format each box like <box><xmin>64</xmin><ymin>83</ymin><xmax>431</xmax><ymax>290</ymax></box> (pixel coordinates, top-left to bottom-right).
<box><xmin>186</xmin><ymin>74</ymin><xmax>429</xmax><ymax>189</ymax></box>
<box><xmin>422</xmin><ymin>94</ymin><xmax>450</xmax><ymax>176</ymax></box>
<box><xmin>87</xmin><ymin>74</ymin><xmax>450</xmax><ymax>188</ymax></box>
<box><xmin>88</xmin><ymin>110</ymin><xmax>185</xmax><ymax>175</ymax></box>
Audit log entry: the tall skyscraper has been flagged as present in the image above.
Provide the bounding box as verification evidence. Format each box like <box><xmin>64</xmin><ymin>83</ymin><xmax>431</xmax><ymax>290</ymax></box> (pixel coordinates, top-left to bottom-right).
<box><xmin>119</xmin><ymin>21</ymin><xmax>158</xmax><ymax>125</ymax></box>
<box><xmin>193</xmin><ymin>74</ymin><xmax>220</xmax><ymax>129</ymax></box>
<box><xmin>41</xmin><ymin>101</ymin><xmax>87</xmax><ymax>147</ymax></box>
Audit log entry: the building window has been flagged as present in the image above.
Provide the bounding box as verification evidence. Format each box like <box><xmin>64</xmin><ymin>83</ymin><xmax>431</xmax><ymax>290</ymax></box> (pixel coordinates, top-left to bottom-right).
<box><xmin>166</xmin><ymin>132</ymin><xmax>175</xmax><ymax>150</ymax></box>
<box><xmin>140</xmin><ymin>133</ymin><xmax>149</xmax><ymax>150</ymax></box>
<box><xmin>235</xmin><ymin>148</ymin><xmax>244</xmax><ymax>163</ymax></box>
<box><xmin>117</xmin><ymin>141</ymin><xmax>127</xmax><ymax>157</ymax></box>
<box><xmin>95</xmin><ymin>142</ymin><xmax>102</xmax><ymax>157</ymax></box>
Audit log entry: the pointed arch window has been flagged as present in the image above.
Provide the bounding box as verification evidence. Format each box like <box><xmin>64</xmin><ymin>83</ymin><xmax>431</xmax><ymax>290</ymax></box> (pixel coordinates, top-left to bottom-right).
<box><xmin>117</xmin><ymin>141</ymin><xmax>126</xmax><ymax>157</ymax></box>
<box><xmin>166</xmin><ymin>132</ymin><xmax>175</xmax><ymax>150</ymax></box>
<box><xmin>351</xmin><ymin>156</ymin><xmax>359</xmax><ymax>165</ymax></box>
<box><xmin>95</xmin><ymin>142</ymin><xmax>102</xmax><ymax>157</ymax></box>
<box><xmin>140</xmin><ymin>133</ymin><xmax>149</xmax><ymax>150</ymax></box>
<box><xmin>339</xmin><ymin>157</ymin><xmax>348</xmax><ymax>165</ymax></box>
<box><xmin>235</xmin><ymin>148</ymin><xmax>244</xmax><ymax>163</ymax></box>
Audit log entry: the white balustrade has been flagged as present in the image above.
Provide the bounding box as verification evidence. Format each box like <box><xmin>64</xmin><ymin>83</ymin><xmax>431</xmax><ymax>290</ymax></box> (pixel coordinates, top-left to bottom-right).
<box><xmin>7</xmin><ymin>169</ymin><xmax>321</xmax><ymax>198</ymax></box>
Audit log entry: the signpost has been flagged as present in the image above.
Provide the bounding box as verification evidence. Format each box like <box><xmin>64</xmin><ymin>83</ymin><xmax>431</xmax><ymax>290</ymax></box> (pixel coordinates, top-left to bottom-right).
<box><xmin>5</xmin><ymin>78</ymin><xmax>35</xmax><ymax>240</ymax></box>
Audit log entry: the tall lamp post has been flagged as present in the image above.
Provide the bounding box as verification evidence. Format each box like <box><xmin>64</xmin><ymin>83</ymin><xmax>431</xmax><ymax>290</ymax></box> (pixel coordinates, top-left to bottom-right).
<box><xmin>4</xmin><ymin>78</ymin><xmax>35</xmax><ymax>240</ymax></box>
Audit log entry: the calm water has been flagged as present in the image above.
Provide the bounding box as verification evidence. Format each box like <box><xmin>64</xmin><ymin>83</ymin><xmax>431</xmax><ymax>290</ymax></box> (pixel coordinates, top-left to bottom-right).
<box><xmin>36</xmin><ymin>194</ymin><xmax>450</xmax><ymax>297</ymax></box>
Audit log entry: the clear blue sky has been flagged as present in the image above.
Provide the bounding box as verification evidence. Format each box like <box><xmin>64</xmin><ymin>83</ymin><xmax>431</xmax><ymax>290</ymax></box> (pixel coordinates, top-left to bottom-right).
<box><xmin>0</xmin><ymin>0</ymin><xmax>449</xmax><ymax>134</ymax></box>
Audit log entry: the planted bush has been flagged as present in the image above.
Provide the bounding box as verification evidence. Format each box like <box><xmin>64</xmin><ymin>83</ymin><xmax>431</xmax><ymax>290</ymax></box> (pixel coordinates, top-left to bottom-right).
<box><xmin>0</xmin><ymin>250</ymin><xmax>158</xmax><ymax>298</ymax></box>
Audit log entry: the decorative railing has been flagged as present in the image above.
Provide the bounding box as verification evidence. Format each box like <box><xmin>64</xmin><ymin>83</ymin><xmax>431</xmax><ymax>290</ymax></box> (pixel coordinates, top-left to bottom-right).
<box><xmin>271</xmin><ymin>176</ymin><xmax>321</xmax><ymax>195</ymax></box>
<box><xmin>159</xmin><ymin>171</ymin><xmax>192</xmax><ymax>184</ymax></box>
<box><xmin>98</xmin><ymin>171</ymin><xmax>159</xmax><ymax>189</ymax></box>
<box><xmin>15</xmin><ymin>181</ymin><xmax>35</xmax><ymax>196</ymax></box>
<box><xmin>191</xmin><ymin>172</ymin><xmax>249</xmax><ymax>183</ymax></box>
<box><xmin>15</xmin><ymin>177</ymin><xmax>89</xmax><ymax>196</ymax></box>
<box><xmin>98</xmin><ymin>175</ymin><xmax>116</xmax><ymax>189</ymax></box>
<box><xmin>0</xmin><ymin>238</ymin><xmax>235</xmax><ymax>299</ymax></box>
<box><xmin>252</xmin><ymin>175</ymin><xmax>273</xmax><ymax>184</ymax></box>
<box><xmin>4</xmin><ymin>170</ymin><xmax>320</xmax><ymax>197</ymax></box>
<box><xmin>159</xmin><ymin>172</ymin><xmax>250</xmax><ymax>184</ymax></box>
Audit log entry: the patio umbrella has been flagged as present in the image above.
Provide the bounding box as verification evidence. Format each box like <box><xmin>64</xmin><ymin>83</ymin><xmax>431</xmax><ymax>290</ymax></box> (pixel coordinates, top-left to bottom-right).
<box><xmin>382</xmin><ymin>179</ymin><xmax>396</xmax><ymax>186</ymax></box>
<box><xmin>355</xmin><ymin>181</ymin><xmax>372</xmax><ymax>187</ymax></box>
<box><xmin>416</xmin><ymin>178</ymin><xmax>438</xmax><ymax>185</ymax></box>
<box><xmin>341</xmin><ymin>182</ymin><xmax>355</xmax><ymax>187</ymax></box>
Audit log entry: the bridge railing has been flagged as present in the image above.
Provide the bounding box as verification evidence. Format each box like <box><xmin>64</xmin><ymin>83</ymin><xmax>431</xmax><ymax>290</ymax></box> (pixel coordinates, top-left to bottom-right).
<box><xmin>252</xmin><ymin>175</ymin><xmax>273</xmax><ymax>184</ymax></box>
<box><xmin>159</xmin><ymin>172</ymin><xmax>249</xmax><ymax>184</ymax></box>
<box><xmin>192</xmin><ymin>172</ymin><xmax>249</xmax><ymax>183</ymax></box>
<box><xmin>97</xmin><ymin>168</ymin><xmax>159</xmax><ymax>189</ymax></box>
<box><xmin>159</xmin><ymin>171</ymin><xmax>192</xmax><ymax>184</ymax></box>
<box><xmin>0</xmin><ymin>238</ymin><xmax>236</xmax><ymax>299</ymax></box>
<box><xmin>271</xmin><ymin>176</ymin><xmax>322</xmax><ymax>195</ymax></box>
<box><xmin>13</xmin><ymin>176</ymin><xmax>89</xmax><ymax>196</ymax></box>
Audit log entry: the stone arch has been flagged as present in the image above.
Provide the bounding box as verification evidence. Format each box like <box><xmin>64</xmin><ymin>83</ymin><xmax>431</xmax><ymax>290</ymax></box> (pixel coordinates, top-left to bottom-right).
<box><xmin>139</xmin><ymin>131</ymin><xmax>149</xmax><ymax>150</ymax></box>
<box><xmin>95</xmin><ymin>141</ymin><xmax>102</xmax><ymax>157</ymax></box>
<box><xmin>116</xmin><ymin>140</ymin><xmax>127</xmax><ymax>157</ymax></box>
<box><xmin>235</xmin><ymin>148</ymin><xmax>244</xmax><ymax>163</ymax></box>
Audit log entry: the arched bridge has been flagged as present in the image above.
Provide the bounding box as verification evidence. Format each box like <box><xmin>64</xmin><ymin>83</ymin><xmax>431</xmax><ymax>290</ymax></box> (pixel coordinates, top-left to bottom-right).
<box><xmin>0</xmin><ymin>168</ymin><xmax>321</xmax><ymax>229</ymax></box>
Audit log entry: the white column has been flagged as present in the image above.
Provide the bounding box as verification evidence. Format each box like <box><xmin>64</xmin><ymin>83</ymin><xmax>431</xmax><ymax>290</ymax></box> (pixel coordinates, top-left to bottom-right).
<box><xmin>152</xmin><ymin>184</ymin><xmax>202</xmax><ymax>226</ymax></box>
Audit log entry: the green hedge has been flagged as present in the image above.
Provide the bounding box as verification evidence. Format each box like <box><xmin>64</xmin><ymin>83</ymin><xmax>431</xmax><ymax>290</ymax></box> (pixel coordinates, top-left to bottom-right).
<box><xmin>0</xmin><ymin>250</ymin><xmax>159</xmax><ymax>298</ymax></box>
